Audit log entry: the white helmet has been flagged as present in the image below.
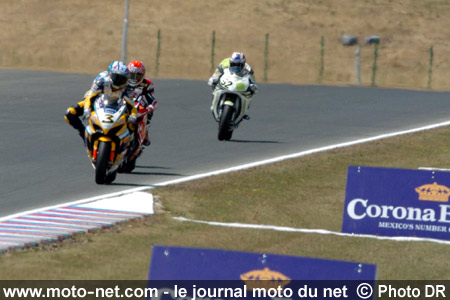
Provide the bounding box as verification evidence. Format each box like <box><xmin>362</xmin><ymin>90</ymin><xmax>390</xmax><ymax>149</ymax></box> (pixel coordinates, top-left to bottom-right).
<box><xmin>229</xmin><ymin>52</ymin><xmax>246</xmax><ymax>74</ymax></box>
<box><xmin>108</xmin><ymin>61</ymin><xmax>129</xmax><ymax>89</ymax></box>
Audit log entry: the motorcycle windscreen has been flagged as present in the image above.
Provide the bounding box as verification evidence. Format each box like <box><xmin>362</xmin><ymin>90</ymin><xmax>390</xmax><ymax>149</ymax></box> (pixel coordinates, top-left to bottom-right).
<box><xmin>100</xmin><ymin>93</ymin><xmax>121</xmax><ymax>106</ymax></box>
<box><xmin>229</xmin><ymin>66</ymin><xmax>243</xmax><ymax>75</ymax></box>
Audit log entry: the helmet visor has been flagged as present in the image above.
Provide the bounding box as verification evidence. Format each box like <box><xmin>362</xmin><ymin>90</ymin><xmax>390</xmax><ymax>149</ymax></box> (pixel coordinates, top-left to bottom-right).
<box><xmin>110</xmin><ymin>73</ymin><xmax>128</xmax><ymax>88</ymax></box>
<box><xmin>128</xmin><ymin>72</ymin><xmax>144</xmax><ymax>82</ymax></box>
<box><xmin>229</xmin><ymin>65</ymin><xmax>243</xmax><ymax>74</ymax></box>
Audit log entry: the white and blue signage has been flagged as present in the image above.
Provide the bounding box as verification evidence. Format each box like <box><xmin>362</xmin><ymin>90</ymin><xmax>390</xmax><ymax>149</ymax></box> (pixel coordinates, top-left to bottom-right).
<box><xmin>342</xmin><ymin>166</ymin><xmax>450</xmax><ymax>240</ymax></box>
<box><xmin>148</xmin><ymin>246</ymin><xmax>377</xmax><ymax>300</ymax></box>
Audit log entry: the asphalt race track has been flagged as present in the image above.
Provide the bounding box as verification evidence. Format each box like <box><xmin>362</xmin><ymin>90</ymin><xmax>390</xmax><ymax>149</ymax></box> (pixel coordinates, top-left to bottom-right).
<box><xmin>1</xmin><ymin>70</ymin><xmax>450</xmax><ymax>218</ymax></box>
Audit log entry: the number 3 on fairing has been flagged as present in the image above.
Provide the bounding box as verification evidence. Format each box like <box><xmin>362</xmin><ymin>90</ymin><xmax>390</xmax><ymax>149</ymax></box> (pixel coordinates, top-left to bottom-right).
<box><xmin>102</xmin><ymin>114</ymin><xmax>114</xmax><ymax>123</ymax></box>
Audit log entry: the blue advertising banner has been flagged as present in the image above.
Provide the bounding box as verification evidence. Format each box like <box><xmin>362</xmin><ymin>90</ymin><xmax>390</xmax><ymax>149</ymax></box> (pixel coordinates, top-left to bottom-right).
<box><xmin>342</xmin><ymin>166</ymin><xmax>450</xmax><ymax>240</ymax></box>
<box><xmin>148</xmin><ymin>246</ymin><xmax>376</xmax><ymax>300</ymax></box>
<box><xmin>147</xmin><ymin>246</ymin><xmax>377</xmax><ymax>300</ymax></box>
<box><xmin>149</xmin><ymin>246</ymin><xmax>376</xmax><ymax>280</ymax></box>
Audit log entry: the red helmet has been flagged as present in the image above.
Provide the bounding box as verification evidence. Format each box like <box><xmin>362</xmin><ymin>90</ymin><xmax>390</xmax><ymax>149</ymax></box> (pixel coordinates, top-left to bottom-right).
<box><xmin>127</xmin><ymin>60</ymin><xmax>146</xmax><ymax>87</ymax></box>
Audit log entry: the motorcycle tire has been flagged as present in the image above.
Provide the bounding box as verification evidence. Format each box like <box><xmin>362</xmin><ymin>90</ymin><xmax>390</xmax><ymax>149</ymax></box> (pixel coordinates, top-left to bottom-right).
<box><xmin>123</xmin><ymin>157</ymin><xmax>136</xmax><ymax>173</ymax></box>
<box><xmin>95</xmin><ymin>141</ymin><xmax>111</xmax><ymax>184</ymax></box>
<box><xmin>105</xmin><ymin>170</ymin><xmax>117</xmax><ymax>184</ymax></box>
<box><xmin>218</xmin><ymin>105</ymin><xmax>234</xmax><ymax>141</ymax></box>
<box><xmin>224</xmin><ymin>129</ymin><xmax>233</xmax><ymax>141</ymax></box>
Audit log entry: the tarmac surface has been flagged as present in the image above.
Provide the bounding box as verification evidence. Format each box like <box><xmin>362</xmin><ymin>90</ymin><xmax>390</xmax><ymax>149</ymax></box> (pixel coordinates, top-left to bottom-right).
<box><xmin>1</xmin><ymin>70</ymin><xmax>450</xmax><ymax>218</ymax></box>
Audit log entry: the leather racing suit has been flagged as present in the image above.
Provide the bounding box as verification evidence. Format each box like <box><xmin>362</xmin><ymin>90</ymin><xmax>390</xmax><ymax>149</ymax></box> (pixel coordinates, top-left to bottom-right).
<box><xmin>65</xmin><ymin>71</ymin><xmax>136</xmax><ymax>141</ymax></box>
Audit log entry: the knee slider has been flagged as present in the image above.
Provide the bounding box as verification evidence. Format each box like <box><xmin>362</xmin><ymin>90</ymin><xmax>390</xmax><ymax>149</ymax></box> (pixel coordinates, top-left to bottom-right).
<box><xmin>64</xmin><ymin>109</ymin><xmax>75</xmax><ymax>124</ymax></box>
<box><xmin>66</xmin><ymin>107</ymin><xmax>77</xmax><ymax>117</ymax></box>
<box><xmin>65</xmin><ymin>109</ymin><xmax>75</xmax><ymax>120</ymax></box>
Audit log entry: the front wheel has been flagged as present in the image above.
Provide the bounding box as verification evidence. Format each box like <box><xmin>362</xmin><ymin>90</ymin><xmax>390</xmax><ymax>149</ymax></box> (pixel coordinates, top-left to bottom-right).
<box><xmin>218</xmin><ymin>105</ymin><xmax>234</xmax><ymax>141</ymax></box>
<box><xmin>105</xmin><ymin>170</ymin><xmax>117</xmax><ymax>184</ymax></box>
<box><xmin>95</xmin><ymin>141</ymin><xmax>111</xmax><ymax>184</ymax></box>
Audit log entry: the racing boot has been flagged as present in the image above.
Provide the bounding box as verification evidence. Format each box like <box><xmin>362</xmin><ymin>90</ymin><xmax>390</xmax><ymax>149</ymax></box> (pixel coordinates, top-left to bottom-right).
<box><xmin>78</xmin><ymin>128</ymin><xmax>86</xmax><ymax>145</ymax></box>
<box><xmin>143</xmin><ymin>132</ymin><xmax>151</xmax><ymax>146</ymax></box>
<box><xmin>65</xmin><ymin>110</ymin><xmax>87</xmax><ymax>144</ymax></box>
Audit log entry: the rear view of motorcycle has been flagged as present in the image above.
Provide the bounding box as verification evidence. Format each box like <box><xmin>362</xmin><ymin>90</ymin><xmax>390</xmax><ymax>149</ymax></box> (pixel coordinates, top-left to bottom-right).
<box><xmin>85</xmin><ymin>94</ymin><xmax>133</xmax><ymax>184</ymax></box>
<box><xmin>211</xmin><ymin>68</ymin><xmax>255</xmax><ymax>141</ymax></box>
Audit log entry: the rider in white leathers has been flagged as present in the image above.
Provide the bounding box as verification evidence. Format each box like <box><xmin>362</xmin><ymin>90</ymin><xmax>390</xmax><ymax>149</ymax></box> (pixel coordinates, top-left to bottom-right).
<box><xmin>208</xmin><ymin>52</ymin><xmax>258</xmax><ymax>119</ymax></box>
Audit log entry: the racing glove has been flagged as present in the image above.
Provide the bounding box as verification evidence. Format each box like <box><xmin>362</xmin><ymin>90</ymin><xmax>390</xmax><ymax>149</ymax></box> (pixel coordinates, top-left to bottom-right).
<box><xmin>208</xmin><ymin>77</ymin><xmax>219</xmax><ymax>89</ymax></box>
<box><xmin>128</xmin><ymin>115</ymin><xmax>137</xmax><ymax>124</ymax></box>
<box><xmin>148</xmin><ymin>100</ymin><xmax>158</xmax><ymax>113</ymax></box>
<box><xmin>82</xmin><ymin>108</ymin><xmax>91</xmax><ymax>120</ymax></box>
<box><xmin>249</xmin><ymin>83</ymin><xmax>259</xmax><ymax>95</ymax></box>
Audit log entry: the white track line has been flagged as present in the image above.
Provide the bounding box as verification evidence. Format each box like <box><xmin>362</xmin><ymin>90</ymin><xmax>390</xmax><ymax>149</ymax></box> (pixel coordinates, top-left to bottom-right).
<box><xmin>174</xmin><ymin>217</ymin><xmax>450</xmax><ymax>246</ymax></box>
<box><xmin>153</xmin><ymin>120</ymin><xmax>450</xmax><ymax>186</ymax></box>
<box><xmin>2</xmin><ymin>120</ymin><xmax>450</xmax><ymax>223</ymax></box>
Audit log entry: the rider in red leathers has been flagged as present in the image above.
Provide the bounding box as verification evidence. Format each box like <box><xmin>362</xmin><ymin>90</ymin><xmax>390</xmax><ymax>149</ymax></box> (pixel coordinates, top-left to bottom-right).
<box><xmin>126</xmin><ymin>60</ymin><xmax>158</xmax><ymax>146</ymax></box>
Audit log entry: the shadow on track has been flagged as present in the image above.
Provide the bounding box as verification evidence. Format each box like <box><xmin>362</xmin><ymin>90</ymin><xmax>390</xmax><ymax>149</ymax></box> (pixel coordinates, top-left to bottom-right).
<box><xmin>129</xmin><ymin>165</ymin><xmax>183</xmax><ymax>176</ymax></box>
<box><xmin>129</xmin><ymin>171</ymin><xmax>184</xmax><ymax>176</ymax></box>
<box><xmin>228</xmin><ymin>139</ymin><xmax>282</xmax><ymax>144</ymax></box>
<box><xmin>135</xmin><ymin>165</ymin><xmax>173</xmax><ymax>170</ymax></box>
<box><xmin>106</xmin><ymin>182</ymin><xmax>151</xmax><ymax>187</ymax></box>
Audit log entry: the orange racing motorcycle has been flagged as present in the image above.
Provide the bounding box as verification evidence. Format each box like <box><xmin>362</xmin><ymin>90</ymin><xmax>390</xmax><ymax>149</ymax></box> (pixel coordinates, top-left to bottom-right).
<box><xmin>84</xmin><ymin>94</ymin><xmax>133</xmax><ymax>184</ymax></box>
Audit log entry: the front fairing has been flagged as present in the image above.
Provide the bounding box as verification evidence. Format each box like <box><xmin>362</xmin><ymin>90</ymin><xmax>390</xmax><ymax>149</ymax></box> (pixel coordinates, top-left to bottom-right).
<box><xmin>211</xmin><ymin>70</ymin><xmax>252</xmax><ymax>124</ymax></box>
<box><xmin>86</xmin><ymin>97</ymin><xmax>131</xmax><ymax>159</ymax></box>
<box><xmin>91</xmin><ymin>98</ymin><xmax>127</xmax><ymax>132</ymax></box>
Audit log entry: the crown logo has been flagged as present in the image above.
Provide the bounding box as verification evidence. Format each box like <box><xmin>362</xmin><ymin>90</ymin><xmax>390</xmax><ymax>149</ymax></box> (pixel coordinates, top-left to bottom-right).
<box><xmin>415</xmin><ymin>182</ymin><xmax>450</xmax><ymax>202</ymax></box>
<box><xmin>240</xmin><ymin>267</ymin><xmax>291</xmax><ymax>290</ymax></box>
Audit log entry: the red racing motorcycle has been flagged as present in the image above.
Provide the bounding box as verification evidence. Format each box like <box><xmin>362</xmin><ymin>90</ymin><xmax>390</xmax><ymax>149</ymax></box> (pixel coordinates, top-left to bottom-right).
<box><xmin>118</xmin><ymin>96</ymin><xmax>154</xmax><ymax>173</ymax></box>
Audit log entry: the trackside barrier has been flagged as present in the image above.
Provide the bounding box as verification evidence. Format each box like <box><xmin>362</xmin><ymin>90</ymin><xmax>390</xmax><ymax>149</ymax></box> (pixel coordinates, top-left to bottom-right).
<box><xmin>318</xmin><ymin>36</ymin><xmax>325</xmax><ymax>84</ymax></box>
<box><xmin>428</xmin><ymin>45</ymin><xmax>434</xmax><ymax>89</ymax></box>
<box><xmin>263</xmin><ymin>33</ymin><xmax>269</xmax><ymax>82</ymax></box>
<box><xmin>210</xmin><ymin>30</ymin><xmax>216</xmax><ymax>74</ymax></box>
<box><xmin>155</xmin><ymin>29</ymin><xmax>161</xmax><ymax>77</ymax></box>
<box><xmin>145</xmin><ymin>28</ymin><xmax>434</xmax><ymax>89</ymax></box>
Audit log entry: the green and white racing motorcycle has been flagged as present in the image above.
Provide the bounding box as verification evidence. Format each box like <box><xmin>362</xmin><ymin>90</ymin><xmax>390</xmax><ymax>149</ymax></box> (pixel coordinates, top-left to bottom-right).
<box><xmin>211</xmin><ymin>68</ymin><xmax>256</xmax><ymax>141</ymax></box>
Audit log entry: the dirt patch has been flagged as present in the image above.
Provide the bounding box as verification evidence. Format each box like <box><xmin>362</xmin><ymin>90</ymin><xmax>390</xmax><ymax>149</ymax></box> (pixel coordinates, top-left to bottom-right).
<box><xmin>2</xmin><ymin>0</ymin><xmax>450</xmax><ymax>90</ymax></box>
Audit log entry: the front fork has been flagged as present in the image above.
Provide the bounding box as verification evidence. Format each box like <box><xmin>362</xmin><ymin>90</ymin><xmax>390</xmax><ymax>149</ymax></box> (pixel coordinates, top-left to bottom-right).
<box><xmin>92</xmin><ymin>137</ymin><xmax>116</xmax><ymax>167</ymax></box>
<box><xmin>212</xmin><ymin>90</ymin><xmax>237</xmax><ymax>122</ymax></box>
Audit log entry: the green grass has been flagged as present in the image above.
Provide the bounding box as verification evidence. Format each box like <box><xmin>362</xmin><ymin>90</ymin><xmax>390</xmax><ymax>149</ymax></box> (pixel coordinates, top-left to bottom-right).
<box><xmin>2</xmin><ymin>126</ymin><xmax>450</xmax><ymax>280</ymax></box>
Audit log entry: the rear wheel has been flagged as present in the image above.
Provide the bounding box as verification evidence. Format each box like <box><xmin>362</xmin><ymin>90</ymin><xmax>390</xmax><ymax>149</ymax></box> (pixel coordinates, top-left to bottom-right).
<box><xmin>122</xmin><ymin>138</ymin><xmax>139</xmax><ymax>173</ymax></box>
<box><xmin>218</xmin><ymin>105</ymin><xmax>234</xmax><ymax>141</ymax></box>
<box><xmin>123</xmin><ymin>157</ymin><xmax>137</xmax><ymax>173</ymax></box>
<box><xmin>95</xmin><ymin>142</ymin><xmax>111</xmax><ymax>184</ymax></box>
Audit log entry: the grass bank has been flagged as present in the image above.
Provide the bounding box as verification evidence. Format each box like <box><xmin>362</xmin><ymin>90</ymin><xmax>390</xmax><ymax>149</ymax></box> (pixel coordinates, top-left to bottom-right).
<box><xmin>2</xmin><ymin>0</ymin><xmax>450</xmax><ymax>90</ymax></box>
<box><xmin>1</xmin><ymin>125</ymin><xmax>450</xmax><ymax>280</ymax></box>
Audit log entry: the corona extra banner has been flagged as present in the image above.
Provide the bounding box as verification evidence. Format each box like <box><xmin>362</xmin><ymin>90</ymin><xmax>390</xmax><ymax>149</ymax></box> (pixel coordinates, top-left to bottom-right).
<box><xmin>149</xmin><ymin>246</ymin><xmax>376</xmax><ymax>280</ymax></box>
<box><xmin>148</xmin><ymin>246</ymin><xmax>377</xmax><ymax>300</ymax></box>
<box><xmin>342</xmin><ymin>166</ymin><xmax>450</xmax><ymax>240</ymax></box>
